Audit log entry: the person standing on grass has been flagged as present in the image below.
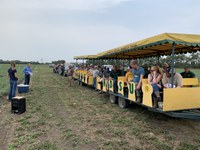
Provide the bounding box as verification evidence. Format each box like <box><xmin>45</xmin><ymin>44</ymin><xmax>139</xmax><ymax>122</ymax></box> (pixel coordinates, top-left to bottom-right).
<box><xmin>8</xmin><ymin>63</ymin><xmax>18</xmax><ymax>101</ymax></box>
<box><xmin>92</xmin><ymin>66</ymin><xmax>99</xmax><ymax>90</ymax></box>
<box><xmin>23</xmin><ymin>63</ymin><xmax>32</xmax><ymax>85</ymax></box>
<box><xmin>67</xmin><ymin>65</ymin><xmax>74</xmax><ymax>86</ymax></box>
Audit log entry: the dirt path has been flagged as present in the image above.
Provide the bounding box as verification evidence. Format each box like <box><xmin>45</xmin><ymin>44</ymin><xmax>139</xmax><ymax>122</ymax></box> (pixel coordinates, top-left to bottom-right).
<box><xmin>0</xmin><ymin>66</ymin><xmax>200</xmax><ymax>150</ymax></box>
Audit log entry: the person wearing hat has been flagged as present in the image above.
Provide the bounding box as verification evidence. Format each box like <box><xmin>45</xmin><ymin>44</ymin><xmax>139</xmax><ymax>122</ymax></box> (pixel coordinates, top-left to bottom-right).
<box><xmin>180</xmin><ymin>67</ymin><xmax>195</xmax><ymax>78</ymax></box>
<box><xmin>162</xmin><ymin>68</ymin><xmax>183</xmax><ymax>88</ymax></box>
<box><xmin>162</xmin><ymin>63</ymin><xmax>170</xmax><ymax>76</ymax></box>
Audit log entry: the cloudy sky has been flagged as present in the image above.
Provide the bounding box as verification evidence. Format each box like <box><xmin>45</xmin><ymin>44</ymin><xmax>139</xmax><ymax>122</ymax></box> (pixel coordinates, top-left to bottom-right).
<box><xmin>0</xmin><ymin>0</ymin><xmax>200</xmax><ymax>63</ymax></box>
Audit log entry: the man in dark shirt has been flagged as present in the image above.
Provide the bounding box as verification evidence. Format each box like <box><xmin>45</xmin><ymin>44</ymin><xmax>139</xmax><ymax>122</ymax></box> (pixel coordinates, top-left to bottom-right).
<box><xmin>109</xmin><ymin>65</ymin><xmax>122</xmax><ymax>93</ymax></box>
<box><xmin>180</xmin><ymin>67</ymin><xmax>195</xmax><ymax>78</ymax></box>
<box><xmin>8</xmin><ymin>63</ymin><xmax>18</xmax><ymax>101</ymax></box>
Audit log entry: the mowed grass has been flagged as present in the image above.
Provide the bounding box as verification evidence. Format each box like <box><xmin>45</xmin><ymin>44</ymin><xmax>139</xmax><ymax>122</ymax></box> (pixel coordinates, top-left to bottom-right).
<box><xmin>0</xmin><ymin>65</ymin><xmax>200</xmax><ymax>150</ymax></box>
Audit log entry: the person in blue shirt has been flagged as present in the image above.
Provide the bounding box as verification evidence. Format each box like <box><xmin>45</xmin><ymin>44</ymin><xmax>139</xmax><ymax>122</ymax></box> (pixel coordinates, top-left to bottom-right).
<box><xmin>23</xmin><ymin>63</ymin><xmax>32</xmax><ymax>85</ymax></box>
<box><xmin>8</xmin><ymin>63</ymin><xmax>18</xmax><ymax>101</ymax></box>
<box><xmin>130</xmin><ymin>60</ymin><xmax>145</xmax><ymax>103</ymax></box>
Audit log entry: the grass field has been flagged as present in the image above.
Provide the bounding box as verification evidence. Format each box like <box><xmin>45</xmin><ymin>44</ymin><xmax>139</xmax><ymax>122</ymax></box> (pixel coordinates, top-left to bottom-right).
<box><xmin>0</xmin><ymin>65</ymin><xmax>200</xmax><ymax>150</ymax></box>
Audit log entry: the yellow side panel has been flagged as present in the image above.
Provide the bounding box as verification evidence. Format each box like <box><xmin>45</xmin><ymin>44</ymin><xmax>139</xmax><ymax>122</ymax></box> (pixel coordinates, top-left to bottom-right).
<box><xmin>163</xmin><ymin>88</ymin><xmax>200</xmax><ymax>111</ymax></box>
<box><xmin>142</xmin><ymin>79</ymin><xmax>148</xmax><ymax>84</ymax></box>
<box><xmin>96</xmin><ymin>77</ymin><xmax>101</xmax><ymax>90</ymax></box>
<box><xmin>109</xmin><ymin>79</ymin><xmax>114</xmax><ymax>92</ymax></box>
<box><xmin>102</xmin><ymin>79</ymin><xmax>108</xmax><ymax>92</ymax></box>
<box><xmin>128</xmin><ymin>82</ymin><xmax>136</xmax><ymax>102</ymax></box>
<box><xmin>182</xmin><ymin>78</ymin><xmax>199</xmax><ymax>86</ymax></box>
<box><xmin>82</xmin><ymin>73</ymin><xmax>85</xmax><ymax>82</ymax></box>
<box><xmin>118</xmin><ymin>76</ymin><xmax>126</xmax><ymax>82</ymax></box>
<box><xmin>88</xmin><ymin>76</ymin><xmax>93</xmax><ymax>85</ymax></box>
<box><xmin>142</xmin><ymin>84</ymin><xmax>153</xmax><ymax>107</ymax></box>
<box><xmin>118</xmin><ymin>80</ymin><xmax>124</xmax><ymax>96</ymax></box>
<box><xmin>85</xmin><ymin>75</ymin><xmax>88</xmax><ymax>84</ymax></box>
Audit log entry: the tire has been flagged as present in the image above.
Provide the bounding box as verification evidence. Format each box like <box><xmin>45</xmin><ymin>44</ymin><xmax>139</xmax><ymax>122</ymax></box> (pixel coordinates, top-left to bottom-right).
<box><xmin>110</xmin><ymin>94</ymin><xmax>118</xmax><ymax>104</ymax></box>
<box><xmin>118</xmin><ymin>97</ymin><xmax>130</xmax><ymax>108</ymax></box>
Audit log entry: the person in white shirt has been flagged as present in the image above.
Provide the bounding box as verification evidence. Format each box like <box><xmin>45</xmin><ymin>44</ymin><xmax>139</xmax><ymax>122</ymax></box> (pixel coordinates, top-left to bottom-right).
<box><xmin>92</xmin><ymin>66</ymin><xmax>99</xmax><ymax>90</ymax></box>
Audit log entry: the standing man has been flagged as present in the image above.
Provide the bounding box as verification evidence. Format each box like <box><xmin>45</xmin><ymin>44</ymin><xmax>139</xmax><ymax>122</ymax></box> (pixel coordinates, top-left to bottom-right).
<box><xmin>8</xmin><ymin>63</ymin><xmax>18</xmax><ymax>101</ymax></box>
<box><xmin>23</xmin><ymin>63</ymin><xmax>32</xmax><ymax>85</ymax></box>
<box><xmin>92</xmin><ymin>66</ymin><xmax>99</xmax><ymax>90</ymax></box>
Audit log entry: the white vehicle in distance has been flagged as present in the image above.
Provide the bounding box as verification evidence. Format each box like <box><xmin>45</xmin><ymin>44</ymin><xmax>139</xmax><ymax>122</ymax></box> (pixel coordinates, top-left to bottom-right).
<box><xmin>103</xmin><ymin>65</ymin><xmax>113</xmax><ymax>71</ymax></box>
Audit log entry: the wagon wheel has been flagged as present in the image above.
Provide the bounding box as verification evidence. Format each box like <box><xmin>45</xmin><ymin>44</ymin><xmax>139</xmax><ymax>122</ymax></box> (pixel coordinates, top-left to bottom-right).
<box><xmin>110</xmin><ymin>94</ymin><xmax>118</xmax><ymax>104</ymax></box>
<box><xmin>118</xmin><ymin>97</ymin><xmax>130</xmax><ymax>108</ymax></box>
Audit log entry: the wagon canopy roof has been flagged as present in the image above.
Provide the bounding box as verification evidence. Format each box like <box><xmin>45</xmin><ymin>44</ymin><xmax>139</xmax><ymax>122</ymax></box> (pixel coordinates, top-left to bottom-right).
<box><xmin>96</xmin><ymin>33</ymin><xmax>200</xmax><ymax>59</ymax></box>
<box><xmin>74</xmin><ymin>55</ymin><xmax>97</xmax><ymax>60</ymax></box>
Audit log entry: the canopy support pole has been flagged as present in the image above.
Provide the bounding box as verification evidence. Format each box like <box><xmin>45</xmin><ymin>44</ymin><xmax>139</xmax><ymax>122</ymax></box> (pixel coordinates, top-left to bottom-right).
<box><xmin>171</xmin><ymin>42</ymin><xmax>176</xmax><ymax>88</ymax></box>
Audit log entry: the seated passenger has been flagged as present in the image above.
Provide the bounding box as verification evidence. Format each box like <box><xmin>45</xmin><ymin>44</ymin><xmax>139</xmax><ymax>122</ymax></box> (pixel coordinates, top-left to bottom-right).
<box><xmin>103</xmin><ymin>67</ymin><xmax>110</xmax><ymax>79</ymax></box>
<box><xmin>130</xmin><ymin>60</ymin><xmax>145</xmax><ymax>103</ymax></box>
<box><xmin>98</xmin><ymin>67</ymin><xmax>109</xmax><ymax>94</ymax></box>
<box><xmin>162</xmin><ymin>68</ymin><xmax>182</xmax><ymax>88</ymax></box>
<box><xmin>147</xmin><ymin>66</ymin><xmax>162</xmax><ymax>108</ymax></box>
<box><xmin>125</xmin><ymin>66</ymin><xmax>133</xmax><ymax>85</ymax></box>
<box><xmin>180</xmin><ymin>67</ymin><xmax>195</xmax><ymax>78</ymax></box>
<box><xmin>88</xmin><ymin>65</ymin><xmax>93</xmax><ymax>75</ymax></box>
<box><xmin>92</xmin><ymin>66</ymin><xmax>99</xmax><ymax>90</ymax></box>
<box><xmin>109</xmin><ymin>65</ymin><xmax>122</xmax><ymax>93</ymax></box>
<box><xmin>143</xmin><ymin>64</ymin><xmax>150</xmax><ymax>78</ymax></box>
<box><xmin>162</xmin><ymin>63</ymin><xmax>170</xmax><ymax>76</ymax></box>
<box><xmin>97</xmin><ymin>66</ymin><xmax>104</xmax><ymax>94</ymax></box>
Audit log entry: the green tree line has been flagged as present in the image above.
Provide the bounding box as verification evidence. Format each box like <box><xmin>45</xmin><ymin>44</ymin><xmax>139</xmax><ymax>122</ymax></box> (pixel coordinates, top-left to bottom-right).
<box><xmin>86</xmin><ymin>52</ymin><xmax>200</xmax><ymax>68</ymax></box>
<box><xmin>0</xmin><ymin>59</ymin><xmax>40</xmax><ymax>64</ymax></box>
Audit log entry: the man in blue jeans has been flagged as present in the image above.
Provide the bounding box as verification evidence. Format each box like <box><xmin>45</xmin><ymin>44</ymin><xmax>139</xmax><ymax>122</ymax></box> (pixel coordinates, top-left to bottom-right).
<box><xmin>23</xmin><ymin>63</ymin><xmax>32</xmax><ymax>85</ymax></box>
<box><xmin>130</xmin><ymin>60</ymin><xmax>145</xmax><ymax>103</ymax></box>
<box><xmin>8</xmin><ymin>63</ymin><xmax>18</xmax><ymax>101</ymax></box>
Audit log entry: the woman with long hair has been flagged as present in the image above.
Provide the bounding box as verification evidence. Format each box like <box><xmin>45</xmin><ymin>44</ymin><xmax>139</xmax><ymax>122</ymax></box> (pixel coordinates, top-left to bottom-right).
<box><xmin>148</xmin><ymin>65</ymin><xmax>162</xmax><ymax>108</ymax></box>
